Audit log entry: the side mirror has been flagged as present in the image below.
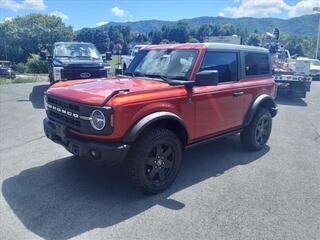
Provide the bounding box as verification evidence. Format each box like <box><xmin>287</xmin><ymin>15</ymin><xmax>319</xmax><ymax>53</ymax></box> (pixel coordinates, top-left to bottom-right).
<box><xmin>106</xmin><ymin>52</ymin><xmax>112</xmax><ymax>61</ymax></box>
<box><xmin>195</xmin><ymin>70</ymin><xmax>219</xmax><ymax>86</ymax></box>
<box><xmin>39</xmin><ymin>52</ymin><xmax>46</xmax><ymax>61</ymax></box>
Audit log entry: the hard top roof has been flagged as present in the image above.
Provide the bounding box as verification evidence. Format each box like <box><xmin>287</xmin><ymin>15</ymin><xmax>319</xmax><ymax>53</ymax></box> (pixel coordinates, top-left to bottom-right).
<box><xmin>144</xmin><ymin>42</ymin><xmax>269</xmax><ymax>53</ymax></box>
<box><xmin>204</xmin><ymin>42</ymin><xmax>269</xmax><ymax>53</ymax></box>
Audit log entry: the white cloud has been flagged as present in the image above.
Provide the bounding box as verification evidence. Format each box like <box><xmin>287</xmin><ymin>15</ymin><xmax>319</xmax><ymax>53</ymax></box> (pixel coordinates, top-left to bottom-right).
<box><xmin>221</xmin><ymin>0</ymin><xmax>319</xmax><ymax>18</ymax></box>
<box><xmin>4</xmin><ymin>16</ymin><xmax>13</xmax><ymax>21</ymax></box>
<box><xmin>96</xmin><ymin>21</ymin><xmax>108</xmax><ymax>26</ymax></box>
<box><xmin>24</xmin><ymin>0</ymin><xmax>46</xmax><ymax>10</ymax></box>
<box><xmin>50</xmin><ymin>11</ymin><xmax>69</xmax><ymax>22</ymax></box>
<box><xmin>222</xmin><ymin>0</ymin><xmax>290</xmax><ymax>18</ymax></box>
<box><xmin>287</xmin><ymin>0</ymin><xmax>319</xmax><ymax>17</ymax></box>
<box><xmin>111</xmin><ymin>6</ymin><xmax>126</xmax><ymax>17</ymax></box>
<box><xmin>218</xmin><ymin>12</ymin><xmax>225</xmax><ymax>17</ymax></box>
<box><xmin>0</xmin><ymin>0</ymin><xmax>46</xmax><ymax>11</ymax></box>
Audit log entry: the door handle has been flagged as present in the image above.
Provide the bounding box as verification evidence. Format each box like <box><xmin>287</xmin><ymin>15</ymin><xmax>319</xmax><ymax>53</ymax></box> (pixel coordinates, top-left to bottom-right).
<box><xmin>233</xmin><ymin>91</ymin><xmax>244</xmax><ymax>97</ymax></box>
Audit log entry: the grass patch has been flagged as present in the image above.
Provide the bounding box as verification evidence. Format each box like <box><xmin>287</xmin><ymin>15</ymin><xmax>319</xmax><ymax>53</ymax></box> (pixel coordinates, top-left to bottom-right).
<box><xmin>0</xmin><ymin>76</ymin><xmax>47</xmax><ymax>85</ymax></box>
<box><xmin>109</xmin><ymin>55</ymin><xmax>121</xmax><ymax>74</ymax></box>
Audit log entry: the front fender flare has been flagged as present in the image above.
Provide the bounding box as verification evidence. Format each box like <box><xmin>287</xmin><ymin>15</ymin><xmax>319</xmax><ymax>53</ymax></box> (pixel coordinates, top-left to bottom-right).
<box><xmin>123</xmin><ymin>111</ymin><xmax>189</xmax><ymax>143</ymax></box>
<box><xmin>244</xmin><ymin>94</ymin><xmax>277</xmax><ymax>127</ymax></box>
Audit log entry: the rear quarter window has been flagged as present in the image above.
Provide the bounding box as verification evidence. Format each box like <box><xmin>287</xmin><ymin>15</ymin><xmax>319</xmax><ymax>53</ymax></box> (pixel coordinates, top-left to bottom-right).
<box><xmin>244</xmin><ymin>52</ymin><xmax>270</xmax><ymax>76</ymax></box>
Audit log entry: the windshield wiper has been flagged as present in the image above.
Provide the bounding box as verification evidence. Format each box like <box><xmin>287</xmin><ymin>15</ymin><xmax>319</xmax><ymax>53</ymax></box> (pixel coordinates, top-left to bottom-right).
<box><xmin>133</xmin><ymin>72</ymin><xmax>146</xmax><ymax>77</ymax></box>
<box><xmin>76</xmin><ymin>56</ymin><xmax>99</xmax><ymax>59</ymax></box>
<box><xmin>124</xmin><ymin>72</ymin><xmax>135</xmax><ymax>77</ymax></box>
<box><xmin>143</xmin><ymin>74</ymin><xmax>171</xmax><ymax>83</ymax></box>
<box><xmin>56</xmin><ymin>56</ymin><xmax>74</xmax><ymax>58</ymax></box>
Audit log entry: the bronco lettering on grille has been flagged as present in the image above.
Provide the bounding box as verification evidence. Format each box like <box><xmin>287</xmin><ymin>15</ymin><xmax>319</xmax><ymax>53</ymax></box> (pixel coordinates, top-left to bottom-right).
<box><xmin>47</xmin><ymin>104</ymin><xmax>89</xmax><ymax>120</ymax></box>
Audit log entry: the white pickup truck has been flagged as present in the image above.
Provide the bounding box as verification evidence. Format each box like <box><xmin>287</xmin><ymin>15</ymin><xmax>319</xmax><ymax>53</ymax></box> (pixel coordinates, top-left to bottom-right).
<box><xmin>121</xmin><ymin>45</ymin><xmax>147</xmax><ymax>72</ymax></box>
<box><xmin>297</xmin><ymin>58</ymin><xmax>320</xmax><ymax>81</ymax></box>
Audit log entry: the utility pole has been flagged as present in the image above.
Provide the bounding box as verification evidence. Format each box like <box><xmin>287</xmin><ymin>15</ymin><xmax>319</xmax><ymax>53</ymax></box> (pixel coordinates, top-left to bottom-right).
<box><xmin>4</xmin><ymin>39</ymin><xmax>8</xmax><ymax>60</ymax></box>
<box><xmin>313</xmin><ymin>7</ymin><xmax>320</xmax><ymax>59</ymax></box>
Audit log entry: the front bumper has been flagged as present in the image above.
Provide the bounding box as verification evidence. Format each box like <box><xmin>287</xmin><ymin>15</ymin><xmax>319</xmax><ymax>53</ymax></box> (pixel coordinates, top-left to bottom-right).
<box><xmin>311</xmin><ymin>74</ymin><xmax>320</xmax><ymax>81</ymax></box>
<box><xmin>44</xmin><ymin>118</ymin><xmax>130</xmax><ymax>166</ymax></box>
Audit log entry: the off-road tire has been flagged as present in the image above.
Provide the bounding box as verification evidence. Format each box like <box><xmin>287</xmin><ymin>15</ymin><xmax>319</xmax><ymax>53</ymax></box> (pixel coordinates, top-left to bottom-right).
<box><xmin>241</xmin><ymin>107</ymin><xmax>272</xmax><ymax>151</ymax></box>
<box><xmin>127</xmin><ymin>127</ymin><xmax>182</xmax><ymax>194</ymax></box>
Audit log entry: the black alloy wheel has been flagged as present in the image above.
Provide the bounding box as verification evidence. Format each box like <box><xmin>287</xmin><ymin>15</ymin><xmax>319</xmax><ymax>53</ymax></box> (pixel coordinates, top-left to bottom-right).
<box><xmin>145</xmin><ymin>143</ymin><xmax>175</xmax><ymax>184</ymax></box>
<box><xmin>241</xmin><ymin>107</ymin><xmax>272</xmax><ymax>151</ymax></box>
<box><xmin>127</xmin><ymin>128</ymin><xmax>182</xmax><ymax>194</ymax></box>
<box><xmin>255</xmin><ymin>115</ymin><xmax>271</xmax><ymax>146</ymax></box>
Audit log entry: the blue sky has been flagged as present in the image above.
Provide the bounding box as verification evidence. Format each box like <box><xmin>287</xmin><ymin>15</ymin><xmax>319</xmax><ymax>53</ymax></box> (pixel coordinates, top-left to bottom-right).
<box><xmin>0</xmin><ymin>0</ymin><xmax>318</xmax><ymax>29</ymax></box>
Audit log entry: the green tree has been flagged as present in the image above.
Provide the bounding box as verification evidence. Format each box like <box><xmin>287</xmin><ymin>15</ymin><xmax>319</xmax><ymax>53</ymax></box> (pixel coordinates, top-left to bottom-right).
<box><xmin>168</xmin><ymin>21</ymin><xmax>190</xmax><ymax>43</ymax></box>
<box><xmin>93</xmin><ymin>29</ymin><xmax>110</xmax><ymax>53</ymax></box>
<box><xmin>160</xmin><ymin>39</ymin><xmax>170</xmax><ymax>44</ymax></box>
<box><xmin>0</xmin><ymin>14</ymin><xmax>74</xmax><ymax>63</ymax></box>
<box><xmin>149</xmin><ymin>30</ymin><xmax>162</xmax><ymax>44</ymax></box>
<box><xmin>197</xmin><ymin>24</ymin><xmax>211</xmax><ymax>42</ymax></box>
<box><xmin>26</xmin><ymin>54</ymin><xmax>48</xmax><ymax>73</ymax></box>
<box><xmin>247</xmin><ymin>33</ymin><xmax>260</xmax><ymax>46</ymax></box>
<box><xmin>188</xmin><ymin>37</ymin><xmax>200</xmax><ymax>43</ymax></box>
<box><xmin>76</xmin><ymin>28</ymin><xmax>94</xmax><ymax>43</ymax></box>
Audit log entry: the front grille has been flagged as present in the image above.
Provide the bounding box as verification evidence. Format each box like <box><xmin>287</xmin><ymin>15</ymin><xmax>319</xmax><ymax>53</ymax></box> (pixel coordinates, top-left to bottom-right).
<box><xmin>47</xmin><ymin>96</ymin><xmax>80</xmax><ymax>112</ymax></box>
<box><xmin>62</xmin><ymin>68</ymin><xmax>107</xmax><ymax>80</ymax></box>
<box><xmin>48</xmin><ymin>111</ymin><xmax>80</xmax><ymax>127</ymax></box>
<box><xmin>45</xmin><ymin>94</ymin><xmax>113</xmax><ymax>135</ymax></box>
<box><xmin>47</xmin><ymin>96</ymin><xmax>82</xmax><ymax>129</ymax></box>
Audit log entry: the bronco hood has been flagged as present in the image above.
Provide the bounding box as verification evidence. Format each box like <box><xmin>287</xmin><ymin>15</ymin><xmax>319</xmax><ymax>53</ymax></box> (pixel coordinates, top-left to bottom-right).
<box><xmin>47</xmin><ymin>77</ymin><xmax>170</xmax><ymax>106</ymax></box>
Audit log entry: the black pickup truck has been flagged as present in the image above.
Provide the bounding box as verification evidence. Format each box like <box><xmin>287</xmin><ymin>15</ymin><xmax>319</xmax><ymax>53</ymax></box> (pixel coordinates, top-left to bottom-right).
<box><xmin>44</xmin><ymin>42</ymin><xmax>112</xmax><ymax>83</ymax></box>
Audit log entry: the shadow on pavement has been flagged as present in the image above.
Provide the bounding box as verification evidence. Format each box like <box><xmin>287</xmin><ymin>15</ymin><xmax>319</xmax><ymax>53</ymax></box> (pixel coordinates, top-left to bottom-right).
<box><xmin>2</xmin><ymin>136</ymin><xmax>269</xmax><ymax>240</ymax></box>
<box><xmin>28</xmin><ymin>84</ymin><xmax>50</xmax><ymax>109</ymax></box>
<box><xmin>275</xmin><ymin>95</ymin><xmax>307</xmax><ymax>107</ymax></box>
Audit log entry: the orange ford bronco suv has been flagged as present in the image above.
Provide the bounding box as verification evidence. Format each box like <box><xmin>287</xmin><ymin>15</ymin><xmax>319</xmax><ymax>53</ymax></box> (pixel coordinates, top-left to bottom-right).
<box><xmin>44</xmin><ymin>43</ymin><xmax>278</xmax><ymax>193</ymax></box>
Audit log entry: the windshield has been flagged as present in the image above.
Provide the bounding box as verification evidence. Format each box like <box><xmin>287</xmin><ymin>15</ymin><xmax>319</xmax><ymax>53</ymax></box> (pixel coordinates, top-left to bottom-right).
<box><xmin>126</xmin><ymin>49</ymin><xmax>198</xmax><ymax>80</ymax></box>
<box><xmin>0</xmin><ymin>62</ymin><xmax>11</xmax><ymax>68</ymax></box>
<box><xmin>311</xmin><ymin>60</ymin><xmax>320</xmax><ymax>66</ymax></box>
<box><xmin>54</xmin><ymin>43</ymin><xmax>101</xmax><ymax>59</ymax></box>
<box><xmin>132</xmin><ymin>46</ymin><xmax>143</xmax><ymax>57</ymax></box>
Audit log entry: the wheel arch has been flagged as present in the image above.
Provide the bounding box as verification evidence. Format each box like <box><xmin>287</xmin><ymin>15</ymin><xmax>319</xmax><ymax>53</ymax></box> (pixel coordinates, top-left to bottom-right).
<box><xmin>244</xmin><ymin>94</ymin><xmax>277</xmax><ymax>127</ymax></box>
<box><xmin>123</xmin><ymin>111</ymin><xmax>189</xmax><ymax>146</ymax></box>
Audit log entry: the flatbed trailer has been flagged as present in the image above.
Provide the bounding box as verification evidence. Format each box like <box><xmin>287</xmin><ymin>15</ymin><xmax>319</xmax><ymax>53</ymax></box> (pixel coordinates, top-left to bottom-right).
<box><xmin>273</xmin><ymin>74</ymin><xmax>312</xmax><ymax>98</ymax></box>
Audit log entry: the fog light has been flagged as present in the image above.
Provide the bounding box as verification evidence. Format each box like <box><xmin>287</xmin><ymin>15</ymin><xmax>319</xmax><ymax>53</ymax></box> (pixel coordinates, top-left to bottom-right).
<box><xmin>90</xmin><ymin>149</ymin><xmax>101</xmax><ymax>159</ymax></box>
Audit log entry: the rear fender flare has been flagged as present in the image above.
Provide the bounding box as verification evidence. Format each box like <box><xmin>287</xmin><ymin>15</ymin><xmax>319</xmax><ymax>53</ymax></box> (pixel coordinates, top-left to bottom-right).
<box><xmin>244</xmin><ymin>94</ymin><xmax>277</xmax><ymax>127</ymax></box>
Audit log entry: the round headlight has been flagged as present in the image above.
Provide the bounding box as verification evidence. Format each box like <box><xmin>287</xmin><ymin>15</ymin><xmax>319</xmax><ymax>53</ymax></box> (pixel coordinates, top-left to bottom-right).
<box><xmin>90</xmin><ymin>110</ymin><xmax>106</xmax><ymax>131</ymax></box>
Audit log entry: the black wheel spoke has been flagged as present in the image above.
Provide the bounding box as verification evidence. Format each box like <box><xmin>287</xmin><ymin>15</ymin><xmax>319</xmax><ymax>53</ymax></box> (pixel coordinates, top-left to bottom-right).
<box><xmin>148</xmin><ymin>167</ymin><xmax>158</xmax><ymax>180</ymax></box>
<box><xmin>163</xmin><ymin>147</ymin><xmax>172</xmax><ymax>158</ymax></box>
<box><xmin>156</xmin><ymin>145</ymin><xmax>163</xmax><ymax>156</ymax></box>
<box><xmin>147</xmin><ymin>157</ymin><xmax>157</xmax><ymax>165</ymax></box>
<box><xmin>144</xmin><ymin>142</ymin><xmax>177</xmax><ymax>184</ymax></box>
<box><xmin>158</xmin><ymin>169</ymin><xmax>166</xmax><ymax>181</ymax></box>
<box><xmin>164</xmin><ymin>160</ymin><xmax>173</xmax><ymax>169</ymax></box>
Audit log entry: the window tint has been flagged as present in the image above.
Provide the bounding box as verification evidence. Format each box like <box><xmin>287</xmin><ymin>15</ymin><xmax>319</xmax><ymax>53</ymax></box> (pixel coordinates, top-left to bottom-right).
<box><xmin>200</xmin><ymin>52</ymin><xmax>238</xmax><ymax>83</ymax></box>
<box><xmin>245</xmin><ymin>52</ymin><xmax>270</xmax><ymax>76</ymax></box>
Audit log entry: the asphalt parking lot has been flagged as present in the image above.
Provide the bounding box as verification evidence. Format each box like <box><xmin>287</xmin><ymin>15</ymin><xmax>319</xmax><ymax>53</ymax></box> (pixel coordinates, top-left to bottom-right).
<box><xmin>0</xmin><ymin>82</ymin><xmax>319</xmax><ymax>240</ymax></box>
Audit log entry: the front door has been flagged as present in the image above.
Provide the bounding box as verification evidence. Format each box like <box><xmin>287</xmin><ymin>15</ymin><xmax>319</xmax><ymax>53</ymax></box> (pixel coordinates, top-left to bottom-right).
<box><xmin>192</xmin><ymin>51</ymin><xmax>244</xmax><ymax>140</ymax></box>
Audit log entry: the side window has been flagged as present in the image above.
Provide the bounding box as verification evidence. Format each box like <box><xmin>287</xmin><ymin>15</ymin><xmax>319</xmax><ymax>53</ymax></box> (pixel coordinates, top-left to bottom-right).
<box><xmin>245</xmin><ymin>52</ymin><xmax>270</xmax><ymax>76</ymax></box>
<box><xmin>200</xmin><ymin>52</ymin><xmax>238</xmax><ymax>83</ymax></box>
